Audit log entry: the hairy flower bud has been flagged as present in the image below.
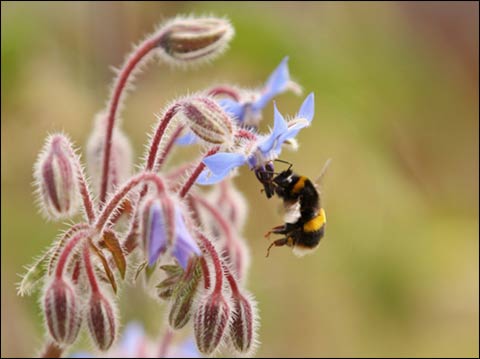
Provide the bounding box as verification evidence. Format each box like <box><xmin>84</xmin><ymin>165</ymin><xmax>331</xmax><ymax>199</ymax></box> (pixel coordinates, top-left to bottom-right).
<box><xmin>194</xmin><ymin>293</ymin><xmax>231</xmax><ymax>354</ymax></box>
<box><xmin>43</xmin><ymin>278</ymin><xmax>81</xmax><ymax>345</ymax></box>
<box><xmin>34</xmin><ymin>134</ymin><xmax>80</xmax><ymax>219</ymax></box>
<box><xmin>230</xmin><ymin>292</ymin><xmax>257</xmax><ymax>354</ymax></box>
<box><xmin>86</xmin><ymin>112</ymin><xmax>133</xmax><ymax>196</ymax></box>
<box><xmin>168</xmin><ymin>257</ymin><xmax>202</xmax><ymax>329</ymax></box>
<box><xmin>181</xmin><ymin>97</ymin><xmax>235</xmax><ymax>145</ymax></box>
<box><xmin>87</xmin><ymin>292</ymin><xmax>117</xmax><ymax>351</ymax></box>
<box><xmin>140</xmin><ymin>195</ymin><xmax>175</xmax><ymax>266</ymax></box>
<box><xmin>158</xmin><ymin>17</ymin><xmax>234</xmax><ymax>65</ymax></box>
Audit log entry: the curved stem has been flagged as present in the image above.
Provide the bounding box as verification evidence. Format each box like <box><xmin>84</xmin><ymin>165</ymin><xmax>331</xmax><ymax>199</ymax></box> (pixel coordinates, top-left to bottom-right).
<box><xmin>55</xmin><ymin>230</ymin><xmax>89</xmax><ymax>279</ymax></box>
<box><xmin>196</xmin><ymin>232</ymin><xmax>223</xmax><ymax>294</ymax></box>
<box><xmin>100</xmin><ymin>37</ymin><xmax>161</xmax><ymax>204</ymax></box>
<box><xmin>146</xmin><ymin>104</ymin><xmax>181</xmax><ymax>172</ymax></box>
<box><xmin>192</xmin><ymin>194</ymin><xmax>243</xmax><ymax>277</ymax></box>
<box><xmin>200</xmin><ymin>256</ymin><xmax>211</xmax><ymax>290</ymax></box>
<box><xmin>95</xmin><ymin>172</ymin><xmax>166</xmax><ymax>233</ymax></box>
<box><xmin>224</xmin><ymin>266</ymin><xmax>241</xmax><ymax>296</ymax></box>
<box><xmin>157</xmin><ymin>328</ymin><xmax>174</xmax><ymax>358</ymax></box>
<box><xmin>207</xmin><ymin>85</ymin><xmax>241</xmax><ymax>101</ymax></box>
<box><xmin>82</xmin><ymin>242</ymin><xmax>100</xmax><ymax>293</ymax></box>
<box><xmin>155</xmin><ymin>124</ymin><xmax>184</xmax><ymax>171</ymax></box>
<box><xmin>48</xmin><ymin>223</ymin><xmax>90</xmax><ymax>276</ymax></box>
<box><xmin>179</xmin><ymin>146</ymin><xmax>220</xmax><ymax>198</ymax></box>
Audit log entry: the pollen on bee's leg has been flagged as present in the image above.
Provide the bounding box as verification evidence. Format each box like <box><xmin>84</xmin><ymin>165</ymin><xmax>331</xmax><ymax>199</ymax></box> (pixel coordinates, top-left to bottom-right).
<box><xmin>265</xmin><ymin>237</ymin><xmax>288</xmax><ymax>257</ymax></box>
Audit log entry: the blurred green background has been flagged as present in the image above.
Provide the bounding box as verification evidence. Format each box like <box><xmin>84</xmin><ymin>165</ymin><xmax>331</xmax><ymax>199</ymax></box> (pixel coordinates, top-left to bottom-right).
<box><xmin>1</xmin><ymin>1</ymin><xmax>478</xmax><ymax>357</ymax></box>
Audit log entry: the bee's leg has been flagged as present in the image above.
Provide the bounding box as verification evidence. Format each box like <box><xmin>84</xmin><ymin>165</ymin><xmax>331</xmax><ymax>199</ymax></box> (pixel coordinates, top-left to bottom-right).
<box><xmin>264</xmin><ymin>224</ymin><xmax>287</xmax><ymax>238</ymax></box>
<box><xmin>266</xmin><ymin>237</ymin><xmax>288</xmax><ymax>257</ymax></box>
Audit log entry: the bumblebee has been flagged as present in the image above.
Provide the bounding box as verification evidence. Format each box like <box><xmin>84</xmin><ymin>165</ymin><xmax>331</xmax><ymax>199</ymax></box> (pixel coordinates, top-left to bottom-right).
<box><xmin>264</xmin><ymin>160</ymin><xmax>329</xmax><ymax>257</ymax></box>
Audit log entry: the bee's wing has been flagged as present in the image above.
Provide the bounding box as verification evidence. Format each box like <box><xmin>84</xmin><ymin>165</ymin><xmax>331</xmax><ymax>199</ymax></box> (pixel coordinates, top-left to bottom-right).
<box><xmin>314</xmin><ymin>158</ymin><xmax>332</xmax><ymax>188</ymax></box>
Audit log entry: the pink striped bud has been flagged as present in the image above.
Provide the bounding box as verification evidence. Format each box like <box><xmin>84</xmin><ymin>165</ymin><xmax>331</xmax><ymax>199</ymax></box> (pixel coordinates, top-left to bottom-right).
<box><xmin>158</xmin><ymin>17</ymin><xmax>234</xmax><ymax>66</ymax></box>
<box><xmin>34</xmin><ymin>134</ymin><xmax>80</xmax><ymax>219</ymax></box>
<box><xmin>86</xmin><ymin>292</ymin><xmax>117</xmax><ymax>351</ymax></box>
<box><xmin>181</xmin><ymin>97</ymin><xmax>235</xmax><ymax>145</ymax></box>
<box><xmin>86</xmin><ymin>112</ymin><xmax>133</xmax><ymax>196</ymax></box>
<box><xmin>193</xmin><ymin>292</ymin><xmax>231</xmax><ymax>354</ymax></box>
<box><xmin>139</xmin><ymin>195</ymin><xmax>176</xmax><ymax>266</ymax></box>
<box><xmin>230</xmin><ymin>292</ymin><xmax>257</xmax><ymax>354</ymax></box>
<box><xmin>43</xmin><ymin>278</ymin><xmax>81</xmax><ymax>345</ymax></box>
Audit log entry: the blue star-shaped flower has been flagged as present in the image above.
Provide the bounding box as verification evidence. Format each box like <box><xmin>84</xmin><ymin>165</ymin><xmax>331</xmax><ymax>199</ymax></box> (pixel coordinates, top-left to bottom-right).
<box><xmin>176</xmin><ymin>57</ymin><xmax>299</xmax><ymax>146</ymax></box>
<box><xmin>196</xmin><ymin>93</ymin><xmax>314</xmax><ymax>185</ymax></box>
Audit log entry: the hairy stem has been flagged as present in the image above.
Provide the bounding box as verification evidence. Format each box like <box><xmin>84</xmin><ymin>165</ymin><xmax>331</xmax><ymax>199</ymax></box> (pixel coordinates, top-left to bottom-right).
<box><xmin>196</xmin><ymin>232</ymin><xmax>223</xmax><ymax>294</ymax></box>
<box><xmin>179</xmin><ymin>146</ymin><xmax>220</xmax><ymax>198</ymax></box>
<box><xmin>100</xmin><ymin>36</ymin><xmax>163</xmax><ymax>204</ymax></box>
<box><xmin>95</xmin><ymin>172</ymin><xmax>166</xmax><ymax>233</ymax></box>
<box><xmin>82</xmin><ymin>242</ymin><xmax>99</xmax><ymax>293</ymax></box>
<box><xmin>55</xmin><ymin>230</ymin><xmax>89</xmax><ymax>279</ymax></box>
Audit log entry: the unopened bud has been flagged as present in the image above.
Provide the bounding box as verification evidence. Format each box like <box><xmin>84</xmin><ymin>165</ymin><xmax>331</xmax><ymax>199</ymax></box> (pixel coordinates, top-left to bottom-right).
<box><xmin>181</xmin><ymin>97</ymin><xmax>235</xmax><ymax>145</ymax></box>
<box><xmin>194</xmin><ymin>293</ymin><xmax>231</xmax><ymax>354</ymax></box>
<box><xmin>86</xmin><ymin>112</ymin><xmax>133</xmax><ymax>196</ymax></box>
<box><xmin>140</xmin><ymin>195</ymin><xmax>175</xmax><ymax>266</ymax></box>
<box><xmin>158</xmin><ymin>17</ymin><xmax>234</xmax><ymax>65</ymax></box>
<box><xmin>43</xmin><ymin>278</ymin><xmax>81</xmax><ymax>345</ymax></box>
<box><xmin>87</xmin><ymin>292</ymin><xmax>117</xmax><ymax>351</ymax></box>
<box><xmin>34</xmin><ymin>134</ymin><xmax>80</xmax><ymax>219</ymax></box>
<box><xmin>168</xmin><ymin>257</ymin><xmax>202</xmax><ymax>329</ymax></box>
<box><xmin>230</xmin><ymin>292</ymin><xmax>257</xmax><ymax>354</ymax></box>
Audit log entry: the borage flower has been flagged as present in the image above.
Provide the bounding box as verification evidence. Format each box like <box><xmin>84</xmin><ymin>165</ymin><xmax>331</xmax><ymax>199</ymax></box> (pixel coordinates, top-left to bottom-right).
<box><xmin>141</xmin><ymin>196</ymin><xmax>201</xmax><ymax>268</ymax></box>
<box><xmin>219</xmin><ymin>56</ymin><xmax>301</xmax><ymax>127</ymax></box>
<box><xmin>176</xmin><ymin>57</ymin><xmax>300</xmax><ymax>145</ymax></box>
<box><xmin>196</xmin><ymin>93</ymin><xmax>315</xmax><ymax>185</ymax></box>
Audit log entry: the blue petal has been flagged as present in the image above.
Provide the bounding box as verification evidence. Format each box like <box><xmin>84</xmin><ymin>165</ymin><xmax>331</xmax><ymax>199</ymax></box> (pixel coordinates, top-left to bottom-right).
<box><xmin>168</xmin><ymin>338</ymin><xmax>201</xmax><ymax>358</ymax></box>
<box><xmin>296</xmin><ymin>92</ymin><xmax>315</xmax><ymax>123</ymax></box>
<box><xmin>120</xmin><ymin>322</ymin><xmax>145</xmax><ymax>357</ymax></box>
<box><xmin>252</xmin><ymin>57</ymin><xmax>290</xmax><ymax>112</ymax></box>
<box><xmin>69</xmin><ymin>353</ymin><xmax>95</xmax><ymax>358</ymax></box>
<box><xmin>218</xmin><ymin>98</ymin><xmax>246</xmax><ymax>121</ymax></box>
<box><xmin>172</xmin><ymin>209</ymin><xmax>201</xmax><ymax>269</ymax></box>
<box><xmin>274</xmin><ymin>94</ymin><xmax>315</xmax><ymax>152</ymax></box>
<box><xmin>176</xmin><ymin>131</ymin><xmax>198</xmax><ymax>146</ymax></box>
<box><xmin>258</xmin><ymin>103</ymin><xmax>288</xmax><ymax>154</ymax></box>
<box><xmin>148</xmin><ymin>202</ymin><xmax>167</xmax><ymax>266</ymax></box>
<box><xmin>196</xmin><ymin>152</ymin><xmax>247</xmax><ymax>185</ymax></box>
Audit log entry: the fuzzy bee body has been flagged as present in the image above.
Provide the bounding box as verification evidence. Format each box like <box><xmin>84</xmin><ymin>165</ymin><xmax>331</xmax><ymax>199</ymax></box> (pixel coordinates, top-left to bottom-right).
<box><xmin>266</xmin><ymin>168</ymin><xmax>326</xmax><ymax>257</ymax></box>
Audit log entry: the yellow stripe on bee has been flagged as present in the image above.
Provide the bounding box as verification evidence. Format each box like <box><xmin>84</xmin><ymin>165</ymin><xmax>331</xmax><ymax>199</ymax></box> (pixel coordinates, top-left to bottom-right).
<box><xmin>292</xmin><ymin>176</ymin><xmax>307</xmax><ymax>194</ymax></box>
<box><xmin>303</xmin><ymin>208</ymin><xmax>326</xmax><ymax>232</ymax></box>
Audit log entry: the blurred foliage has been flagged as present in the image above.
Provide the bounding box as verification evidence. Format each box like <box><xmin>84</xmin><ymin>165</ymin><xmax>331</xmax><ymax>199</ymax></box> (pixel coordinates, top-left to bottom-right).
<box><xmin>1</xmin><ymin>1</ymin><xmax>478</xmax><ymax>357</ymax></box>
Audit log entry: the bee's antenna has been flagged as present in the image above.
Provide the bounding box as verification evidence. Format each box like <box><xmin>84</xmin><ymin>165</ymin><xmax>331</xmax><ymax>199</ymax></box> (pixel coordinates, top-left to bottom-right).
<box><xmin>315</xmin><ymin>158</ymin><xmax>332</xmax><ymax>185</ymax></box>
<box><xmin>274</xmin><ymin>159</ymin><xmax>293</xmax><ymax>171</ymax></box>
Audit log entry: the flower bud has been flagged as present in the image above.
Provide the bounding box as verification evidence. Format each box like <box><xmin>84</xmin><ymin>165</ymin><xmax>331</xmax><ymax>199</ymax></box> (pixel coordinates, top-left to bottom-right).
<box><xmin>230</xmin><ymin>292</ymin><xmax>257</xmax><ymax>354</ymax></box>
<box><xmin>158</xmin><ymin>17</ymin><xmax>234</xmax><ymax>65</ymax></box>
<box><xmin>87</xmin><ymin>292</ymin><xmax>117</xmax><ymax>351</ymax></box>
<box><xmin>180</xmin><ymin>97</ymin><xmax>235</xmax><ymax>145</ymax></box>
<box><xmin>34</xmin><ymin>134</ymin><xmax>80</xmax><ymax>219</ymax></box>
<box><xmin>140</xmin><ymin>195</ymin><xmax>175</xmax><ymax>266</ymax></box>
<box><xmin>168</xmin><ymin>257</ymin><xmax>202</xmax><ymax>329</ymax></box>
<box><xmin>193</xmin><ymin>293</ymin><xmax>231</xmax><ymax>354</ymax></box>
<box><xmin>43</xmin><ymin>278</ymin><xmax>81</xmax><ymax>345</ymax></box>
<box><xmin>86</xmin><ymin>112</ymin><xmax>133</xmax><ymax>196</ymax></box>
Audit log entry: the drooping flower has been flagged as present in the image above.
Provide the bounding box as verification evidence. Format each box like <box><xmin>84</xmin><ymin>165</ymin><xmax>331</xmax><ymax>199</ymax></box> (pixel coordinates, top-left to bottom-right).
<box><xmin>196</xmin><ymin>93</ymin><xmax>315</xmax><ymax>185</ymax></box>
<box><xmin>176</xmin><ymin>57</ymin><xmax>300</xmax><ymax>145</ymax></box>
<box><xmin>219</xmin><ymin>56</ymin><xmax>301</xmax><ymax>127</ymax></box>
<box><xmin>141</xmin><ymin>196</ymin><xmax>201</xmax><ymax>268</ymax></box>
